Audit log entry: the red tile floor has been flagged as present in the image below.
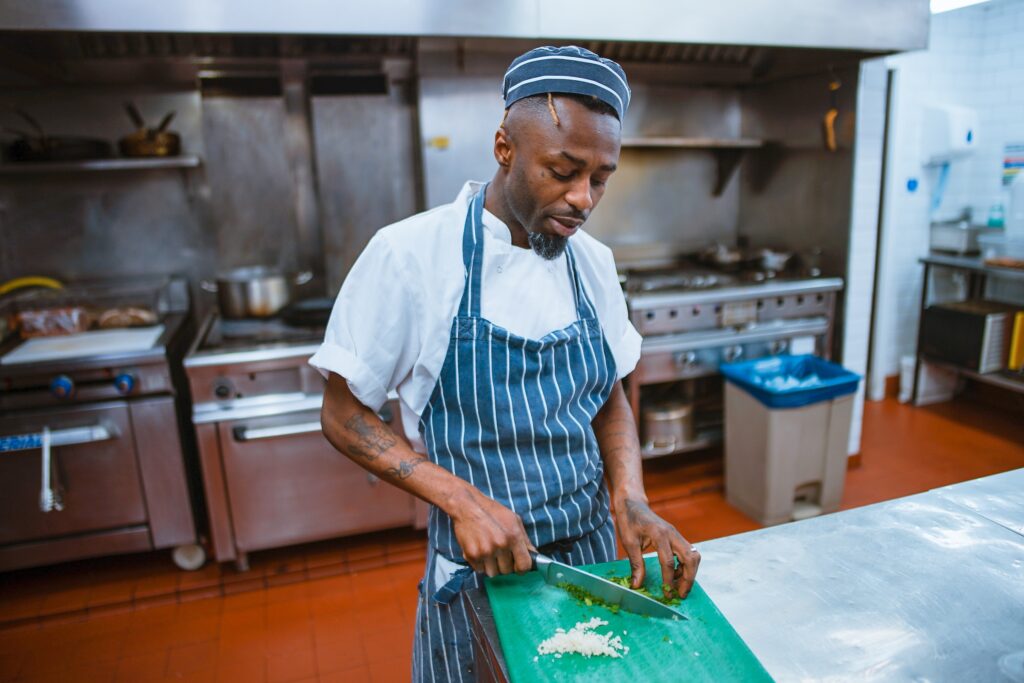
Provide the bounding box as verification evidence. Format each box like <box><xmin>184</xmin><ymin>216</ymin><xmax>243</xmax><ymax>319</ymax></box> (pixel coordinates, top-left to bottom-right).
<box><xmin>1</xmin><ymin>396</ymin><xmax>1022</xmax><ymax>682</ymax></box>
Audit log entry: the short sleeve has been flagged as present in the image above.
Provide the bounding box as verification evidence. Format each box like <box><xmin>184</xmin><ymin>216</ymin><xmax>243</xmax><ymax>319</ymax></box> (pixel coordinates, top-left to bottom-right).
<box><xmin>308</xmin><ymin>232</ymin><xmax>421</xmax><ymax>412</ymax></box>
<box><xmin>586</xmin><ymin>246</ymin><xmax>642</xmax><ymax>380</ymax></box>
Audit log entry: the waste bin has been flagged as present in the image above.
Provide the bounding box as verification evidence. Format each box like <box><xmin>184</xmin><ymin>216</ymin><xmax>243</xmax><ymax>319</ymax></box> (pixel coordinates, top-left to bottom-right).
<box><xmin>719</xmin><ymin>355</ymin><xmax>861</xmax><ymax>526</ymax></box>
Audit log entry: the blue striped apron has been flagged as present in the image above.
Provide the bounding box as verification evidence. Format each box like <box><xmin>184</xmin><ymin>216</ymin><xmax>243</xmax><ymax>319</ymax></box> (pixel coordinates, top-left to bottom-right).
<box><xmin>412</xmin><ymin>184</ymin><xmax>618</xmax><ymax>682</ymax></box>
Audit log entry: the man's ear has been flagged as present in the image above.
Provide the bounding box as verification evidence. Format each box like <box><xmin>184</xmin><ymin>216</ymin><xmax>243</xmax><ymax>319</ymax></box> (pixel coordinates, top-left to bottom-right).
<box><xmin>494</xmin><ymin>126</ymin><xmax>513</xmax><ymax>168</ymax></box>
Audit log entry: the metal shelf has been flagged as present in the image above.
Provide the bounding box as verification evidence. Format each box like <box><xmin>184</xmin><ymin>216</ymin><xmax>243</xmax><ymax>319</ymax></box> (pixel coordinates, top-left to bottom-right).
<box><xmin>620</xmin><ymin>138</ymin><xmax>766</xmax><ymax>196</ymax></box>
<box><xmin>0</xmin><ymin>155</ymin><xmax>202</xmax><ymax>174</ymax></box>
<box><xmin>919</xmin><ymin>254</ymin><xmax>1024</xmax><ymax>282</ymax></box>
<box><xmin>620</xmin><ymin>137</ymin><xmax>764</xmax><ymax>149</ymax></box>
<box><xmin>924</xmin><ymin>358</ymin><xmax>1024</xmax><ymax>395</ymax></box>
<box><xmin>640</xmin><ymin>428</ymin><xmax>723</xmax><ymax>459</ymax></box>
<box><xmin>912</xmin><ymin>256</ymin><xmax>1024</xmax><ymax>404</ymax></box>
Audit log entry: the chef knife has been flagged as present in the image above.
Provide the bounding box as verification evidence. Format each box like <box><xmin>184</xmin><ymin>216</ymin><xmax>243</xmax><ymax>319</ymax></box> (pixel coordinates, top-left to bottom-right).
<box><xmin>532</xmin><ymin>551</ymin><xmax>686</xmax><ymax>620</ymax></box>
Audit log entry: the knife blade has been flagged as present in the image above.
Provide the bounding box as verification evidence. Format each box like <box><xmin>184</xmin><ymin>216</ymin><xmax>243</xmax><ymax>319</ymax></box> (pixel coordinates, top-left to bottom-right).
<box><xmin>532</xmin><ymin>552</ymin><xmax>686</xmax><ymax>620</ymax></box>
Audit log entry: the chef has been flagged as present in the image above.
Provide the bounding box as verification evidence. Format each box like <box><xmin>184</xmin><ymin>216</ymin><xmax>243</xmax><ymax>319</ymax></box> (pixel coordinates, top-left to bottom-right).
<box><xmin>312</xmin><ymin>45</ymin><xmax>700</xmax><ymax>681</ymax></box>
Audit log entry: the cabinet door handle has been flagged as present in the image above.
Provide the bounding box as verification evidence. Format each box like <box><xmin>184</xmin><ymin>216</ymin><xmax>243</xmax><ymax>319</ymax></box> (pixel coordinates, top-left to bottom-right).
<box><xmin>233</xmin><ymin>421</ymin><xmax>322</xmax><ymax>442</ymax></box>
<box><xmin>0</xmin><ymin>425</ymin><xmax>113</xmax><ymax>453</ymax></box>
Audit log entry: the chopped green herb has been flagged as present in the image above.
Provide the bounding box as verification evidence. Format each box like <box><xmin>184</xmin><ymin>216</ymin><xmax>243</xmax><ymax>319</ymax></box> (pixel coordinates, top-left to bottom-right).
<box><xmin>556</xmin><ymin>582</ymin><xmax>616</xmax><ymax>613</ymax></box>
<box><xmin>607</xmin><ymin>575</ymin><xmax>682</xmax><ymax>606</ymax></box>
<box><xmin>555</xmin><ymin>575</ymin><xmax>682</xmax><ymax>615</ymax></box>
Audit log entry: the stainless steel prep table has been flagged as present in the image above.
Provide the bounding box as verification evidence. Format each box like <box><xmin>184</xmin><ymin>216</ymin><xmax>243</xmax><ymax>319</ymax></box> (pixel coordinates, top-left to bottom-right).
<box><xmin>467</xmin><ymin>469</ymin><xmax>1024</xmax><ymax>682</ymax></box>
<box><xmin>930</xmin><ymin>468</ymin><xmax>1024</xmax><ymax>537</ymax></box>
<box><xmin>697</xmin><ymin>469</ymin><xmax>1024</xmax><ymax>682</ymax></box>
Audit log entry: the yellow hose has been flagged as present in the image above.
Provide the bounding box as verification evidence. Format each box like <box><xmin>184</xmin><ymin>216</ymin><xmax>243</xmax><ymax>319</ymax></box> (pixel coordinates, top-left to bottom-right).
<box><xmin>0</xmin><ymin>276</ymin><xmax>64</xmax><ymax>296</ymax></box>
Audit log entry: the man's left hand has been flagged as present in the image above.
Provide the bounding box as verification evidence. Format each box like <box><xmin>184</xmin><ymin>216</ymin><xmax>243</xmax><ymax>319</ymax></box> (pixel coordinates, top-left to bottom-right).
<box><xmin>614</xmin><ymin>498</ymin><xmax>700</xmax><ymax>599</ymax></box>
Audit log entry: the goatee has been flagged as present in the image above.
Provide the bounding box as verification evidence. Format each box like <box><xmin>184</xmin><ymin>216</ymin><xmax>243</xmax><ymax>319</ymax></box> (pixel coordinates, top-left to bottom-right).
<box><xmin>528</xmin><ymin>231</ymin><xmax>568</xmax><ymax>260</ymax></box>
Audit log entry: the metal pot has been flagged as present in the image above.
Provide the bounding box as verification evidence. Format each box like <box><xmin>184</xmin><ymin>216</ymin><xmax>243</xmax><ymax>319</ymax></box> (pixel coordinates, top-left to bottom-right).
<box><xmin>202</xmin><ymin>266</ymin><xmax>312</xmax><ymax>319</ymax></box>
<box><xmin>641</xmin><ymin>401</ymin><xmax>695</xmax><ymax>457</ymax></box>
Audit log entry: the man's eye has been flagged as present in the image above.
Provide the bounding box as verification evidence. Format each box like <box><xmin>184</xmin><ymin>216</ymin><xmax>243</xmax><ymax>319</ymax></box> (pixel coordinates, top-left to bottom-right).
<box><xmin>549</xmin><ymin>169</ymin><xmax>574</xmax><ymax>181</ymax></box>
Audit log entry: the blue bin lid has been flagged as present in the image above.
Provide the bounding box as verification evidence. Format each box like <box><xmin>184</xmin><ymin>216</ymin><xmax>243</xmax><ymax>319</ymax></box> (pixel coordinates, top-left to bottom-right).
<box><xmin>720</xmin><ymin>354</ymin><xmax>861</xmax><ymax>409</ymax></box>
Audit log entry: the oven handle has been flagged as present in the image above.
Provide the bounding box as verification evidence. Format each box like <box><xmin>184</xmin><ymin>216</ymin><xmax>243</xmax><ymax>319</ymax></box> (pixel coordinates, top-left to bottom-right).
<box><xmin>233</xmin><ymin>420</ymin><xmax>323</xmax><ymax>442</ymax></box>
<box><xmin>232</xmin><ymin>405</ymin><xmax>395</xmax><ymax>442</ymax></box>
<box><xmin>0</xmin><ymin>425</ymin><xmax>114</xmax><ymax>453</ymax></box>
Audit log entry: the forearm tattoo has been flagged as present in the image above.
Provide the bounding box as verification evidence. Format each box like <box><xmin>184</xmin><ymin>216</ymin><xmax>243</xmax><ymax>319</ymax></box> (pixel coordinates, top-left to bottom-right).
<box><xmin>385</xmin><ymin>457</ymin><xmax>427</xmax><ymax>481</ymax></box>
<box><xmin>343</xmin><ymin>413</ymin><xmax>397</xmax><ymax>462</ymax></box>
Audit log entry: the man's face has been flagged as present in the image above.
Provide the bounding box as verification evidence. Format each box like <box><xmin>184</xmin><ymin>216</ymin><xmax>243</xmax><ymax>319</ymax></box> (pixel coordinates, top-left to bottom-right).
<box><xmin>500</xmin><ymin>97</ymin><xmax>621</xmax><ymax>259</ymax></box>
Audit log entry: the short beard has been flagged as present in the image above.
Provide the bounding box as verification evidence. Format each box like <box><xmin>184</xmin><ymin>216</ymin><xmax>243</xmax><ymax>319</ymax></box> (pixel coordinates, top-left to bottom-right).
<box><xmin>528</xmin><ymin>231</ymin><xmax>568</xmax><ymax>260</ymax></box>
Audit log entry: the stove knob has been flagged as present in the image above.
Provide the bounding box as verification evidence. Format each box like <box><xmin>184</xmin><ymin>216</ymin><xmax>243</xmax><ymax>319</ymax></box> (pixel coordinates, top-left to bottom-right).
<box><xmin>675</xmin><ymin>351</ymin><xmax>698</xmax><ymax>370</ymax></box>
<box><xmin>114</xmin><ymin>373</ymin><xmax>136</xmax><ymax>395</ymax></box>
<box><xmin>50</xmin><ymin>374</ymin><xmax>75</xmax><ymax>399</ymax></box>
<box><xmin>723</xmin><ymin>345</ymin><xmax>744</xmax><ymax>363</ymax></box>
<box><xmin>214</xmin><ymin>382</ymin><xmax>232</xmax><ymax>399</ymax></box>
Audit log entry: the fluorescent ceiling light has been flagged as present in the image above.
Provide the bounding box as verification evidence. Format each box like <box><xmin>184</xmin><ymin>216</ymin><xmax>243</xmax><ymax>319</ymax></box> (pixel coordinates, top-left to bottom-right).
<box><xmin>931</xmin><ymin>0</ymin><xmax>990</xmax><ymax>13</ymax></box>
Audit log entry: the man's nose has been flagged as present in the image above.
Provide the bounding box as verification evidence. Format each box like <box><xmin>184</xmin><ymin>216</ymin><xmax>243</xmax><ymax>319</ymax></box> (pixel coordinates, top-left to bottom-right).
<box><xmin>564</xmin><ymin>177</ymin><xmax>594</xmax><ymax>215</ymax></box>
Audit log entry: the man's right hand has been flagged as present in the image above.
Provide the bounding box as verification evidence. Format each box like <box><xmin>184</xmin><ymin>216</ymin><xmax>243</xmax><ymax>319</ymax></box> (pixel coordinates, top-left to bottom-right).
<box><xmin>448</xmin><ymin>487</ymin><xmax>534</xmax><ymax>577</ymax></box>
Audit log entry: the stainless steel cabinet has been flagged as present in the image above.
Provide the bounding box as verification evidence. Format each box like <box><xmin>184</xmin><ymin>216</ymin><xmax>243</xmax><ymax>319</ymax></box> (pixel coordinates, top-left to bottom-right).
<box><xmin>217</xmin><ymin>409</ymin><xmax>415</xmax><ymax>555</ymax></box>
<box><xmin>0</xmin><ymin>402</ymin><xmax>146</xmax><ymax>545</ymax></box>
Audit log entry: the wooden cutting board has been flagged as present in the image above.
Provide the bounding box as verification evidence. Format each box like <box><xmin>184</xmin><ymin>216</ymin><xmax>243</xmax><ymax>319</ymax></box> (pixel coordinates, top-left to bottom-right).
<box><xmin>485</xmin><ymin>555</ymin><xmax>773</xmax><ymax>682</ymax></box>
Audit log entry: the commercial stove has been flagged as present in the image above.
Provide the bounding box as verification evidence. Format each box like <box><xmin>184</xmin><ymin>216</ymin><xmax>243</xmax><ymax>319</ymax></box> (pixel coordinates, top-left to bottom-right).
<box><xmin>0</xmin><ymin>277</ymin><xmax>202</xmax><ymax>571</ymax></box>
<box><xmin>620</xmin><ymin>263</ymin><xmax>843</xmax><ymax>458</ymax></box>
<box><xmin>184</xmin><ymin>312</ymin><xmax>418</xmax><ymax>571</ymax></box>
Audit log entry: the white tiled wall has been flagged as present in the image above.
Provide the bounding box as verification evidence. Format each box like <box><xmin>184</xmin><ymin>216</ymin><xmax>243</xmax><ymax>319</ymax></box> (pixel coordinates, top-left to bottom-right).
<box><xmin>866</xmin><ymin>0</ymin><xmax>1024</xmax><ymax>401</ymax></box>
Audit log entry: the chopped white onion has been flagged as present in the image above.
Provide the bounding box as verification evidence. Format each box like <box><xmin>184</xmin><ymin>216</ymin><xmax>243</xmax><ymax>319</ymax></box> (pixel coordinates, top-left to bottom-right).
<box><xmin>536</xmin><ymin>617</ymin><xmax>627</xmax><ymax>659</ymax></box>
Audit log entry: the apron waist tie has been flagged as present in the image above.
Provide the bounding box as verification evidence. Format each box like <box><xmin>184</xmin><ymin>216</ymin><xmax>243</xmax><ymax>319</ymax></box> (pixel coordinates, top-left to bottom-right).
<box><xmin>432</xmin><ymin>565</ymin><xmax>473</xmax><ymax>604</ymax></box>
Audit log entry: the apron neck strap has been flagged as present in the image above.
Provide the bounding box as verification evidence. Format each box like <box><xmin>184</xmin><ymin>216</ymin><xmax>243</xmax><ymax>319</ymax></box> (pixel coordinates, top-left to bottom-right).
<box><xmin>459</xmin><ymin>184</ymin><xmax>487</xmax><ymax>317</ymax></box>
<box><xmin>564</xmin><ymin>244</ymin><xmax>597</xmax><ymax>319</ymax></box>
<box><xmin>458</xmin><ymin>183</ymin><xmax>596</xmax><ymax>320</ymax></box>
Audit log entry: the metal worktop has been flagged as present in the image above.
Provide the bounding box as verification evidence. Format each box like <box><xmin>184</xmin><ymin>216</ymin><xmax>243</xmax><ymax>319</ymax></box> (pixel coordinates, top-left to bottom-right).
<box><xmin>931</xmin><ymin>469</ymin><xmax>1024</xmax><ymax>537</ymax></box>
<box><xmin>698</xmin><ymin>470</ymin><xmax>1024</xmax><ymax>683</ymax></box>
<box><xmin>469</xmin><ymin>470</ymin><xmax>1024</xmax><ymax>682</ymax></box>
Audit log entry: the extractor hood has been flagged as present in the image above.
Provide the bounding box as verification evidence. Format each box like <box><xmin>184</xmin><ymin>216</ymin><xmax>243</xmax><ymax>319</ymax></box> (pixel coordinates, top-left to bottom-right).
<box><xmin>0</xmin><ymin>0</ymin><xmax>929</xmax><ymax>52</ymax></box>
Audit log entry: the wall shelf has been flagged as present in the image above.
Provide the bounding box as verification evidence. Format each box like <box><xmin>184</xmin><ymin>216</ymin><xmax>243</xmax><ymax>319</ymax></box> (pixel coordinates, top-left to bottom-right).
<box><xmin>620</xmin><ymin>137</ymin><xmax>766</xmax><ymax>196</ymax></box>
<box><xmin>621</xmin><ymin>137</ymin><xmax>764</xmax><ymax>149</ymax></box>
<box><xmin>0</xmin><ymin>155</ymin><xmax>203</xmax><ymax>175</ymax></box>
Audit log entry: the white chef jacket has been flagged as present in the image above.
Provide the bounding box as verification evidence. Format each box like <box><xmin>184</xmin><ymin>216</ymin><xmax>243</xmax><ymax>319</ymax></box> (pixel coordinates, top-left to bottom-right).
<box><xmin>309</xmin><ymin>180</ymin><xmax>642</xmax><ymax>452</ymax></box>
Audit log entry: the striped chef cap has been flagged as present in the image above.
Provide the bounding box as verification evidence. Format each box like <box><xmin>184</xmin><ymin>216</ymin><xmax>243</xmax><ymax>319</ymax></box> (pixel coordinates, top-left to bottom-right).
<box><xmin>502</xmin><ymin>45</ymin><xmax>631</xmax><ymax>121</ymax></box>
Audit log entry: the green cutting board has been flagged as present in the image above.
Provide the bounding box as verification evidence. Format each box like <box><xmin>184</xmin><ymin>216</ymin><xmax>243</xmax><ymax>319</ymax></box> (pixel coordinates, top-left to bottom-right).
<box><xmin>485</xmin><ymin>556</ymin><xmax>773</xmax><ymax>682</ymax></box>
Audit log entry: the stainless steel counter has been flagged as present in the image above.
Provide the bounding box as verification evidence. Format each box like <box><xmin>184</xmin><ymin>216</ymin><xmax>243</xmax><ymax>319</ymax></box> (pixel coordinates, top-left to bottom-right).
<box><xmin>698</xmin><ymin>469</ymin><xmax>1024</xmax><ymax>682</ymax></box>
<box><xmin>467</xmin><ymin>470</ymin><xmax>1024</xmax><ymax>682</ymax></box>
<box><xmin>931</xmin><ymin>468</ymin><xmax>1024</xmax><ymax>537</ymax></box>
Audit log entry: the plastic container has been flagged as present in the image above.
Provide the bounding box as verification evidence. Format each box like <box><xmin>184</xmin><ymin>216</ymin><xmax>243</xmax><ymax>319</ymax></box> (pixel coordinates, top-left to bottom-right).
<box><xmin>987</xmin><ymin>203</ymin><xmax>1005</xmax><ymax>228</ymax></box>
<box><xmin>721</xmin><ymin>355</ymin><xmax>862</xmax><ymax>526</ymax></box>
<box><xmin>898</xmin><ymin>355</ymin><xmax>916</xmax><ymax>403</ymax></box>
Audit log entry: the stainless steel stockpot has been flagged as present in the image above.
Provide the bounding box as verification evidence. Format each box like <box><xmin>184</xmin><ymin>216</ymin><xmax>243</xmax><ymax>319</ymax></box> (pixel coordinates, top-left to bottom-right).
<box><xmin>202</xmin><ymin>266</ymin><xmax>312</xmax><ymax>318</ymax></box>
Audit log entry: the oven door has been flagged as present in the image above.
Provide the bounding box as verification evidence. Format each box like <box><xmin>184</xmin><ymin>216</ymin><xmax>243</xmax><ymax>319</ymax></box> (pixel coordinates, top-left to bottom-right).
<box><xmin>0</xmin><ymin>402</ymin><xmax>146</xmax><ymax>545</ymax></box>
<box><xmin>218</xmin><ymin>408</ymin><xmax>415</xmax><ymax>553</ymax></box>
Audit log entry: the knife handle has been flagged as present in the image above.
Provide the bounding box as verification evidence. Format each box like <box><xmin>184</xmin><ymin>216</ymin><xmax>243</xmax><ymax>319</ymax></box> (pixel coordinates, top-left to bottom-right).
<box><xmin>530</xmin><ymin>551</ymin><xmax>553</xmax><ymax>573</ymax></box>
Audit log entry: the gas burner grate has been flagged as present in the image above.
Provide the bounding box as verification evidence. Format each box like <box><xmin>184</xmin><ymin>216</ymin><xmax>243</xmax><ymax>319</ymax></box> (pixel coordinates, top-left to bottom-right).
<box><xmin>199</xmin><ymin>316</ymin><xmax>324</xmax><ymax>353</ymax></box>
<box><xmin>622</xmin><ymin>266</ymin><xmax>738</xmax><ymax>295</ymax></box>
